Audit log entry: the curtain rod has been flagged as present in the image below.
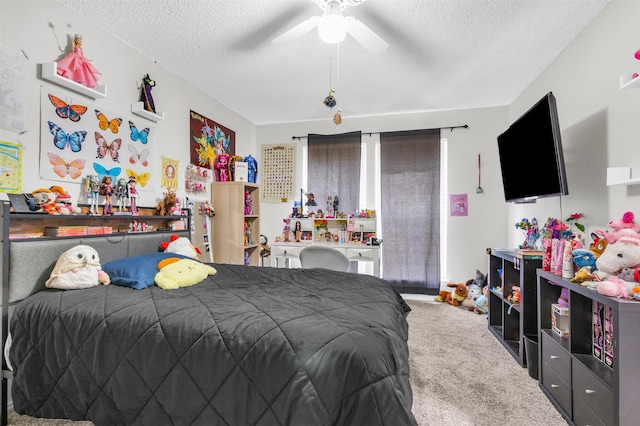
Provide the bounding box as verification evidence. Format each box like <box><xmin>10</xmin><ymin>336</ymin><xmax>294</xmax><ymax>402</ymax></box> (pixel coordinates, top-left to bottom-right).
<box><xmin>291</xmin><ymin>124</ymin><xmax>469</xmax><ymax>140</ymax></box>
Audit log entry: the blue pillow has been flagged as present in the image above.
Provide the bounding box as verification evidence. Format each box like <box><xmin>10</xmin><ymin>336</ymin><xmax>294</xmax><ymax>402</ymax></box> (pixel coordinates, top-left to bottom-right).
<box><xmin>102</xmin><ymin>252</ymin><xmax>190</xmax><ymax>290</ymax></box>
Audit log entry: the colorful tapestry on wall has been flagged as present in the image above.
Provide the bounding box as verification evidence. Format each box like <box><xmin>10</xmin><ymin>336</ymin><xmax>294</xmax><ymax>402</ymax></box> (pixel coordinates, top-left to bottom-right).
<box><xmin>39</xmin><ymin>88</ymin><xmax>156</xmax><ymax>191</ymax></box>
<box><xmin>189</xmin><ymin>110</ymin><xmax>235</xmax><ymax>169</ymax></box>
<box><xmin>261</xmin><ymin>144</ymin><xmax>295</xmax><ymax>202</ymax></box>
<box><xmin>0</xmin><ymin>140</ymin><xmax>22</xmax><ymax>192</ymax></box>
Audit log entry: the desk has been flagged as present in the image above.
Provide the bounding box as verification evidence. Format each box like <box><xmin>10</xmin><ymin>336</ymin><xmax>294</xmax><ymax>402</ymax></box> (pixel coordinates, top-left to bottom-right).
<box><xmin>271</xmin><ymin>242</ymin><xmax>380</xmax><ymax>277</ymax></box>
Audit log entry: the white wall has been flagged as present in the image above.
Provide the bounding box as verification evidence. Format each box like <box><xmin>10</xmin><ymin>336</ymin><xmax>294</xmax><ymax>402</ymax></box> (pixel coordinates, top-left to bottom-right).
<box><xmin>0</xmin><ymin>0</ymin><xmax>257</xmax><ymax>209</ymax></box>
<box><xmin>506</xmin><ymin>0</ymin><xmax>640</xmax><ymax>247</ymax></box>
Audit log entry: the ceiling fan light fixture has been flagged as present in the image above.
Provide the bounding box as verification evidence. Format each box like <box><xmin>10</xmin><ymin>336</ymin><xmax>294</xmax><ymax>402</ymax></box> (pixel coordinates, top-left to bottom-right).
<box><xmin>318</xmin><ymin>2</ymin><xmax>347</xmax><ymax>44</ymax></box>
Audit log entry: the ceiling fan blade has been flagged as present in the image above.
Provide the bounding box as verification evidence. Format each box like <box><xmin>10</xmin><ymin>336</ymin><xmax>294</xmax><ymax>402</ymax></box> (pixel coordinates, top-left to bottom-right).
<box><xmin>346</xmin><ymin>17</ymin><xmax>388</xmax><ymax>55</ymax></box>
<box><xmin>272</xmin><ymin>16</ymin><xmax>321</xmax><ymax>44</ymax></box>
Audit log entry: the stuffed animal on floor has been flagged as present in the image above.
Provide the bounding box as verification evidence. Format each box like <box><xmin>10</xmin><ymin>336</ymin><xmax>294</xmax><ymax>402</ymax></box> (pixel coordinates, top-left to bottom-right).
<box><xmin>154</xmin><ymin>257</ymin><xmax>216</xmax><ymax>290</ymax></box>
<box><xmin>435</xmin><ymin>282</ymin><xmax>468</xmax><ymax>306</ymax></box>
<box><xmin>46</xmin><ymin>245</ymin><xmax>110</xmax><ymax>289</ymax></box>
<box><xmin>160</xmin><ymin>234</ymin><xmax>201</xmax><ymax>260</ymax></box>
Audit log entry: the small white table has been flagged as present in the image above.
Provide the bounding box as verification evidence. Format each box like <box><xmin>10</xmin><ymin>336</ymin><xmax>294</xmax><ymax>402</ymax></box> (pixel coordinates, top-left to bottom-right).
<box><xmin>270</xmin><ymin>242</ymin><xmax>381</xmax><ymax>277</ymax></box>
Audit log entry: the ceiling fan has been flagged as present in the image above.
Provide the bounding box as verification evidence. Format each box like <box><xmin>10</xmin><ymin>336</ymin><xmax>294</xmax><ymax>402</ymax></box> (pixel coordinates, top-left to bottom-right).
<box><xmin>272</xmin><ymin>0</ymin><xmax>388</xmax><ymax>55</ymax></box>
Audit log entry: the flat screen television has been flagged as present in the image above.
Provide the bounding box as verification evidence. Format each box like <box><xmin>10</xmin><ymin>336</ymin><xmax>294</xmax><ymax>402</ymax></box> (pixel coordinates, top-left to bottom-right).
<box><xmin>497</xmin><ymin>91</ymin><xmax>568</xmax><ymax>203</ymax></box>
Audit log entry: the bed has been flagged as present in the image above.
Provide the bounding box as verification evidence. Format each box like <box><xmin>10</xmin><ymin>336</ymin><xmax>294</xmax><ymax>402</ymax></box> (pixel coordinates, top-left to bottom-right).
<box><xmin>1</xmin><ymin>216</ymin><xmax>416</xmax><ymax>425</ymax></box>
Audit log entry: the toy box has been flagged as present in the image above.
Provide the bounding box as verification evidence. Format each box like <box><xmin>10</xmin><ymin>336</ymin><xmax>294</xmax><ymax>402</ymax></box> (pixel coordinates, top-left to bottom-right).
<box><xmin>604</xmin><ymin>305</ymin><xmax>614</xmax><ymax>368</ymax></box>
<box><xmin>551</xmin><ymin>304</ymin><xmax>569</xmax><ymax>338</ymax></box>
<box><xmin>592</xmin><ymin>301</ymin><xmax>604</xmax><ymax>362</ymax></box>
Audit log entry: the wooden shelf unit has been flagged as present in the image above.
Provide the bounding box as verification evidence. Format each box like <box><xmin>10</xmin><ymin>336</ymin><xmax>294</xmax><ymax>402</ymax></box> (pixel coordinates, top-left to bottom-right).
<box><xmin>487</xmin><ymin>248</ymin><xmax>542</xmax><ymax>367</ymax></box>
<box><xmin>211</xmin><ymin>181</ymin><xmax>260</xmax><ymax>266</ymax></box>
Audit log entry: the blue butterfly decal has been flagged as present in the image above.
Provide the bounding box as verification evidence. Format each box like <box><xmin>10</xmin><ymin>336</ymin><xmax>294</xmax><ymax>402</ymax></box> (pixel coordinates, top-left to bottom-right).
<box><xmin>129</xmin><ymin>121</ymin><xmax>150</xmax><ymax>144</ymax></box>
<box><xmin>93</xmin><ymin>162</ymin><xmax>121</xmax><ymax>181</ymax></box>
<box><xmin>48</xmin><ymin>121</ymin><xmax>87</xmax><ymax>152</ymax></box>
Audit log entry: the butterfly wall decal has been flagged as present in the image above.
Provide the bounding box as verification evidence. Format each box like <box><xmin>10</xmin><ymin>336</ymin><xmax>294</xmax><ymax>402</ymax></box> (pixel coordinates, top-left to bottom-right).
<box><xmin>128</xmin><ymin>121</ymin><xmax>150</xmax><ymax>144</ymax></box>
<box><xmin>128</xmin><ymin>145</ymin><xmax>149</xmax><ymax>167</ymax></box>
<box><xmin>93</xmin><ymin>162</ymin><xmax>121</xmax><ymax>181</ymax></box>
<box><xmin>126</xmin><ymin>169</ymin><xmax>151</xmax><ymax>187</ymax></box>
<box><xmin>47</xmin><ymin>153</ymin><xmax>86</xmax><ymax>179</ymax></box>
<box><xmin>95</xmin><ymin>132</ymin><xmax>122</xmax><ymax>162</ymax></box>
<box><xmin>95</xmin><ymin>109</ymin><xmax>123</xmax><ymax>133</ymax></box>
<box><xmin>48</xmin><ymin>121</ymin><xmax>87</xmax><ymax>152</ymax></box>
<box><xmin>48</xmin><ymin>94</ymin><xmax>88</xmax><ymax>122</ymax></box>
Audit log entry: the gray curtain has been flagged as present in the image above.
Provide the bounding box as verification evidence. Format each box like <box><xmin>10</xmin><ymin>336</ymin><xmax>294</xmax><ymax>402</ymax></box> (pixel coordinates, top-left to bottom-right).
<box><xmin>380</xmin><ymin>129</ymin><xmax>440</xmax><ymax>294</ymax></box>
<box><xmin>307</xmin><ymin>131</ymin><xmax>361</xmax><ymax>215</ymax></box>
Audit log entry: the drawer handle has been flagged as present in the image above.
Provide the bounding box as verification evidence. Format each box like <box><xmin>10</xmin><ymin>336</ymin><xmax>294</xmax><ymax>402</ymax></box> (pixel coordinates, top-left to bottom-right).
<box><xmin>284</xmin><ymin>250</ymin><xmax>287</xmax><ymax>255</ymax></box>
<box><xmin>585</xmin><ymin>389</ymin><xmax>596</xmax><ymax>394</ymax></box>
<box><xmin>358</xmin><ymin>252</ymin><xmax>362</xmax><ymax>257</ymax></box>
<box><xmin>551</xmin><ymin>384</ymin><xmax>560</xmax><ymax>388</ymax></box>
<box><xmin>550</xmin><ymin>355</ymin><xmax>559</xmax><ymax>359</ymax></box>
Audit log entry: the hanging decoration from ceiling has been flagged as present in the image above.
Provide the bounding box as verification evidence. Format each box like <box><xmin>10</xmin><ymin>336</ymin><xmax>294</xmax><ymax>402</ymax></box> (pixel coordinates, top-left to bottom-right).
<box><xmin>322</xmin><ymin>44</ymin><xmax>342</xmax><ymax>125</ymax></box>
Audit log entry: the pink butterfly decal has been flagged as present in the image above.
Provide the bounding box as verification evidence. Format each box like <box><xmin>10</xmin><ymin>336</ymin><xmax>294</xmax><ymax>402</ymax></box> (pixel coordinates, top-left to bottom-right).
<box><xmin>47</xmin><ymin>153</ymin><xmax>86</xmax><ymax>179</ymax></box>
<box><xmin>128</xmin><ymin>144</ymin><xmax>150</xmax><ymax>167</ymax></box>
<box><xmin>95</xmin><ymin>132</ymin><xmax>122</xmax><ymax>162</ymax></box>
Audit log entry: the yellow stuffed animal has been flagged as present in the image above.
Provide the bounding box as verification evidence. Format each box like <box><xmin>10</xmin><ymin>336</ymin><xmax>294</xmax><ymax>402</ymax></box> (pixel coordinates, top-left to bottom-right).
<box><xmin>154</xmin><ymin>257</ymin><xmax>216</xmax><ymax>290</ymax></box>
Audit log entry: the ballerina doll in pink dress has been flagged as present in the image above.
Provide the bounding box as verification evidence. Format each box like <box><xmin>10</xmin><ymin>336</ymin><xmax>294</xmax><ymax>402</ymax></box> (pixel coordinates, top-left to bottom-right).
<box><xmin>56</xmin><ymin>34</ymin><xmax>102</xmax><ymax>88</ymax></box>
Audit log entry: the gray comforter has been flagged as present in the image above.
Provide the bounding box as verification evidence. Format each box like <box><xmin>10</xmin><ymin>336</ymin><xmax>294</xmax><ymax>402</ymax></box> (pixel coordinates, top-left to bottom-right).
<box><xmin>10</xmin><ymin>264</ymin><xmax>416</xmax><ymax>425</ymax></box>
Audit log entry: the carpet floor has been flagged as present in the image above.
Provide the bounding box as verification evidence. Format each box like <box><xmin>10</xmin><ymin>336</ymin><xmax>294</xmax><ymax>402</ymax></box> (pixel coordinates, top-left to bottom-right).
<box><xmin>7</xmin><ymin>299</ymin><xmax>567</xmax><ymax>425</ymax></box>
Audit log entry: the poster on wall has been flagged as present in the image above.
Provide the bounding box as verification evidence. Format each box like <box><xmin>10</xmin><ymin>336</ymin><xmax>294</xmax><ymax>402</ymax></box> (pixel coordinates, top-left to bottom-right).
<box><xmin>0</xmin><ymin>140</ymin><xmax>22</xmax><ymax>192</ymax></box>
<box><xmin>450</xmin><ymin>193</ymin><xmax>468</xmax><ymax>216</ymax></box>
<box><xmin>189</xmin><ymin>110</ymin><xmax>235</xmax><ymax>169</ymax></box>
<box><xmin>261</xmin><ymin>144</ymin><xmax>295</xmax><ymax>202</ymax></box>
<box><xmin>161</xmin><ymin>156</ymin><xmax>179</xmax><ymax>189</ymax></box>
<box><xmin>39</xmin><ymin>88</ymin><xmax>157</xmax><ymax>191</ymax></box>
<box><xmin>0</xmin><ymin>44</ymin><xmax>26</xmax><ymax>133</ymax></box>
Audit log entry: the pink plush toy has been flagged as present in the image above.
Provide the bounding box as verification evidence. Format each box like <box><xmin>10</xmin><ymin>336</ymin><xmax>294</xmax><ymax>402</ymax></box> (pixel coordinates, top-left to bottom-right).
<box><xmin>594</xmin><ymin>211</ymin><xmax>640</xmax><ymax>244</ymax></box>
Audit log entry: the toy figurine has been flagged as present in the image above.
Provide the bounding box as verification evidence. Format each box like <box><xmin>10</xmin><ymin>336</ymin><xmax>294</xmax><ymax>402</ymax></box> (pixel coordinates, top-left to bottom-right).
<box><xmin>282</xmin><ymin>218</ymin><xmax>291</xmax><ymax>242</ymax></box>
<box><xmin>100</xmin><ymin>176</ymin><xmax>113</xmax><ymax>215</ymax></box>
<box><xmin>86</xmin><ymin>174</ymin><xmax>100</xmax><ymax>215</ymax></box>
<box><xmin>333</xmin><ymin>195</ymin><xmax>339</xmax><ymax>217</ymax></box>
<box><xmin>295</xmin><ymin>220</ymin><xmax>302</xmax><ymax>242</ymax></box>
<box><xmin>327</xmin><ymin>196</ymin><xmax>333</xmax><ymax>217</ymax></box>
<box><xmin>215</xmin><ymin>153</ymin><xmax>230</xmax><ymax>181</ymax></box>
<box><xmin>346</xmin><ymin>217</ymin><xmax>355</xmax><ymax>242</ymax></box>
<box><xmin>127</xmin><ymin>175</ymin><xmax>139</xmax><ymax>216</ymax></box>
<box><xmin>243</xmin><ymin>155</ymin><xmax>258</xmax><ymax>183</ymax></box>
<box><xmin>114</xmin><ymin>178</ymin><xmax>128</xmax><ymax>212</ymax></box>
<box><xmin>56</xmin><ymin>34</ymin><xmax>102</xmax><ymax>89</ymax></box>
<box><xmin>139</xmin><ymin>74</ymin><xmax>156</xmax><ymax>113</ymax></box>
<box><xmin>244</xmin><ymin>189</ymin><xmax>252</xmax><ymax>215</ymax></box>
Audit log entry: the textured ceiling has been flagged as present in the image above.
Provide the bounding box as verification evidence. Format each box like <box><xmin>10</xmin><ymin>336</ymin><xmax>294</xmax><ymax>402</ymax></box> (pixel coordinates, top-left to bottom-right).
<box><xmin>58</xmin><ymin>0</ymin><xmax>609</xmax><ymax>125</ymax></box>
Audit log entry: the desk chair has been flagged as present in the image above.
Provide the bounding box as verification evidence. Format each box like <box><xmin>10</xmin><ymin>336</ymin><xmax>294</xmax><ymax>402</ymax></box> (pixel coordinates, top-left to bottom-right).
<box><xmin>299</xmin><ymin>246</ymin><xmax>350</xmax><ymax>272</ymax></box>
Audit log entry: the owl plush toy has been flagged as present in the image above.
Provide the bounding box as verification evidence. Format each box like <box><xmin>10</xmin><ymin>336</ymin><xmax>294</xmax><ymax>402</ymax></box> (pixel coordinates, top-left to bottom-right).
<box><xmin>46</xmin><ymin>245</ymin><xmax>110</xmax><ymax>289</ymax></box>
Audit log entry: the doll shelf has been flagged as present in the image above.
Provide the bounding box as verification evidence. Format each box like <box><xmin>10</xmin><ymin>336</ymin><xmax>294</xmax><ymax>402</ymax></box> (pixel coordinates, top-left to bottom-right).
<box><xmin>40</xmin><ymin>62</ymin><xmax>107</xmax><ymax>99</ymax></box>
<box><xmin>131</xmin><ymin>102</ymin><xmax>164</xmax><ymax>122</ymax></box>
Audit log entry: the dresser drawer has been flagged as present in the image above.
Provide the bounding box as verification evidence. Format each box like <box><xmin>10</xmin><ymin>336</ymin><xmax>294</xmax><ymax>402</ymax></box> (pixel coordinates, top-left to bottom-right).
<box><xmin>271</xmin><ymin>245</ymin><xmax>304</xmax><ymax>259</ymax></box>
<box><xmin>572</xmin><ymin>361</ymin><xmax>613</xmax><ymax>426</ymax></box>
<box><xmin>540</xmin><ymin>361</ymin><xmax>571</xmax><ymax>416</ymax></box>
<box><xmin>344</xmin><ymin>247</ymin><xmax>376</xmax><ymax>261</ymax></box>
<box><xmin>572</xmin><ymin>394</ymin><xmax>606</xmax><ymax>426</ymax></box>
<box><xmin>541</xmin><ymin>331</ymin><xmax>571</xmax><ymax>384</ymax></box>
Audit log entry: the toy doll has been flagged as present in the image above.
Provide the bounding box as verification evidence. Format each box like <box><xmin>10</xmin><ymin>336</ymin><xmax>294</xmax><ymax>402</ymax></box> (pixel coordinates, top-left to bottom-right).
<box><xmin>127</xmin><ymin>175</ymin><xmax>139</xmax><ymax>215</ymax></box>
<box><xmin>215</xmin><ymin>153</ymin><xmax>230</xmax><ymax>181</ymax></box>
<box><xmin>114</xmin><ymin>178</ymin><xmax>128</xmax><ymax>212</ymax></box>
<box><xmin>244</xmin><ymin>189</ymin><xmax>252</xmax><ymax>215</ymax></box>
<box><xmin>346</xmin><ymin>217</ymin><xmax>355</xmax><ymax>242</ymax></box>
<box><xmin>295</xmin><ymin>220</ymin><xmax>302</xmax><ymax>242</ymax></box>
<box><xmin>86</xmin><ymin>174</ymin><xmax>100</xmax><ymax>215</ymax></box>
<box><xmin>56</xmin><ymin>34</ymin><xmax>102</xmax><ymax>89</ymax></box>
<box><xmin>282</xmin><ymin>218</ymin><xmax>291</xmax><ymax>242</ymax></box>
<box><xmin>139</xmin><ymin>74</ymin><xmax>156</xmax><ymax>113</ymax></box>
<box><xmin>327</xmin><ymin>196</ymin><xmax>333</xmax><ymax>217</ymax></box>
<box><xmin>243</xmin><ymin>155</ymin><xmax>258</xmax><ymax>183</ymax></box>
<box><xmin>99</xmin><ymin>176</ymin><xmax>113</xmax><ymax>215</ymax></box>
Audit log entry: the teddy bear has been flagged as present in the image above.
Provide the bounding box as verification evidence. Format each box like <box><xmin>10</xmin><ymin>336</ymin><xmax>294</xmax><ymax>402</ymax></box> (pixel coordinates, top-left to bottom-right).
<box><xmin>46</xmin><ymin>245</ymin><xmax>110</xmax><ymax>289</ymax></box>
<box><xmin>160</xmin><ymin>234</ymin><xmax>201</xmax><ymax>260</ymax></box>
<box><xmin>50</xmin><ymin>185</ymin><xmax>82</xmax><ymax>215</ymax></box>
<box><xmin>156</xmin><ymin>189</ymin><xmax>177</xmax><ymax>216</ymax></box>
<box><xmin>435</xmin><ymin>282</ymin><xmax>468</xmax><ymax>306</ymax></box>
<box><xmin>594</xmin><ymin>235</ymin><xmax>640</xmax><ymax>298</ymax></box>
<box><xmin>154</xmin><ymin>257</ymin><xmax>217</xmax><ymax>290</ymax></box>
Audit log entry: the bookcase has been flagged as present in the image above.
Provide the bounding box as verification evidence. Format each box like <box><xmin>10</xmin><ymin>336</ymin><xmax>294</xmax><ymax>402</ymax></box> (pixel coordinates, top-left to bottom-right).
<box><xmin>487</xmin><ymin>248</ymin><xmax>542</xmax><ymax>367</ymax></box>
<box><xmin>210</xmin><ymin>181</ymin><xmax>260</xmax><ymax>266</ymax></box>
<box><xmin>537</xmin><ymin>270</ymin><xmax>640</xmax><ymax>426</ymax></box>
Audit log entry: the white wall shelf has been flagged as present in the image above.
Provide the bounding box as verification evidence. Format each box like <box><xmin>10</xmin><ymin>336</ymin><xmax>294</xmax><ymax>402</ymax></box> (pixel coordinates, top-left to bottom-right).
<box><xmin>606</xmin><ymin>167</ymin><xmax>640</xmax><ymax>186</ymax></box>
<box><xmin>40</xmin><ymin>62</ymin><xmax>107</xmax><ymax>99</ymax></box>
<box><xmin>131</xmin><ymin>101</ymin><xmax>164</xmax><ymax>122</ymax></box>
<box><xmin>620</xmin><ymin>74</ymin><xmax>640</xmax><ymax>89</ymax></box>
